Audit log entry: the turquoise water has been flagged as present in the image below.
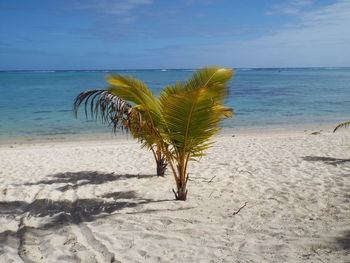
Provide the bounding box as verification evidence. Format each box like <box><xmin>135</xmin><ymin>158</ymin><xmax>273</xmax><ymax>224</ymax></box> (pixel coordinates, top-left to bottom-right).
<box><xmin>0</xmin><ymin>68</ymin><xmax>349</xmax><ymax>140</ymax></box>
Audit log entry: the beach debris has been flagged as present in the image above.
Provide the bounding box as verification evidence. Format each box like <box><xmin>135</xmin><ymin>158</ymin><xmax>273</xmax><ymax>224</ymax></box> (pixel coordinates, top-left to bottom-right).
<box><xmin>236</xmin><ymin>168</ymin><xmax>254</xmax><ymax>176</ymax></box>
<box><xmin>203</xmin><ymin>175</ymin><xmax>216</xmax><ymax>183</ymax></box>
<box><xmin>310</xmin><ymin>131</ymin><xmax>321</xmax><ymax>135</ymax></box>
<box><xmin>334</xmin><ymin>120</ymin><xmax>350</xmax><ymax>132</ymax></box>
<box><xmin>232</xmin><ymin>202</ymin><xmax>248</xmax><ymax>215</ymax></box>
<box><xmin>188</xmin><ymin>175</ymin><xmax>216</xmax><ymax>183</ymax></box>
<box><xmin>310</xmin><ymin>130</ymin><xmax>325</xmax><ymax>135</ymax></box>
<box><xmin>208</xmin><ymin>191</ymin><xmax>215</xmax><ymax>198</ymax></box>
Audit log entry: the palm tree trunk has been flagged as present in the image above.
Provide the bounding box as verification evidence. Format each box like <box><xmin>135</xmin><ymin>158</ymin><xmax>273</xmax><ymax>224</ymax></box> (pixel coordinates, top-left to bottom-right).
<box><xmin>173</xmin><ymin>164</ymin><xmax>188</xmax><ymax>200</ymax></box>
<box><xmin>151</xmin><ymin>147</ymin><xmax>167</xmax><ymax>177</ymax></box>
<box><xmin>174</xmin><ymin>183</ymin><xmax>188</xmax><ymax>200</ymax></box>
<box><xmin>155</xmin><ymin>150</ymin><xmax>167</xmax><ymax>177</ymax></box>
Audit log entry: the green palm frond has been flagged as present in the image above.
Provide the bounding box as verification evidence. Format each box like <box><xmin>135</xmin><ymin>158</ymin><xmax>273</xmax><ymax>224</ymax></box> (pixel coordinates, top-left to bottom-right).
<box><xmin>159</xmin><ymin>67</ymin><xmax>234</xmax><ymax>102</ymax></box>
<box><xmin>161</xmin><ymin>87</ymin><xmax>227</xmax><ymax>158</ymax></box>
<box><xmin>160</xmin><ymin>67</ymin><xmax>233</xmax><ymax>158</ymax></box>
<box><xmin>158</xmin><ymin>66</ymin><xmax>234</xmax><ymax>200</ymax></box>
<box><xmin>107</xmin><ymin>74</ymin><xmax>166</xmax><ymax>149</ymax></box>
<box><xmin>333</xmin><ymin>121</ymin><xmax>350</xmax><ymax>132</ymax></box>
<box><xmin>184</xmin><ymin>66</ymin><xmax>234</xmax><ymax>93</ymax></box>
<box><xmin>107</xmin><ymin>74</ymin><xmax>163</xmax><ymax>128</ymax></box>
<box><xmin>214</xmin><ymin>105</ymin><xmax>234</xmax><ymax>118</ymax></box>
<box><xmin>128</xmin><ymin>112</ymin><xmax>159</xmax><ymax>148</ymax></box>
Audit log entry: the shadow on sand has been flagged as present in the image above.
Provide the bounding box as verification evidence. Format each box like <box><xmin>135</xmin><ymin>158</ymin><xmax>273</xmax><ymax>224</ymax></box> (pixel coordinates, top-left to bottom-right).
<box><xmin>3</xmin><ymin>171</ymin><xmax>175</xmax><ymax>228</ymax></box>
<box><xmin>23</xmin><ymin>171</ymin><xmax>157</xmax><ymax>191</ymax></box>
<box><xmin>0</xmin><ymin>171</ymin><xmax>193</xmax><ymax>261</ymax></box>
<box><xmin>334</xmin><ymin>231</ymin><xmax>350</xmax><ymax>251</ymax></box>
<box><xmin>0</xmin><ymin>191</ymin><xmax>172</xmax><ymax>227</ymax></box>
<box><xmin>0</xmin><ymin>192</ymin><xmax>184</xmax><ymax>262</ymax></box>
<box><xmin>302</xmin><ymin>156</ymin><xmax>350</xmax><ymax>166</ymax></box>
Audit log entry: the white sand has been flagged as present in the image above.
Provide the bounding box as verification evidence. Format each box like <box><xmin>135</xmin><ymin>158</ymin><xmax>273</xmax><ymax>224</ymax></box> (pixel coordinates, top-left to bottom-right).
<box><xmin>0</xmin><ymin>130</ymin><xmax>349</xmax><ymax>262</ymax></box>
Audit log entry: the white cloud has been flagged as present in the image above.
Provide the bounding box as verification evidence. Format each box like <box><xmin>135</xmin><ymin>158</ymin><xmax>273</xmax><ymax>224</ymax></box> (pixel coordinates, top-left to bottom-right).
<box><xmin>75</xmin><ymin>0</ymin><xmax>152</xmax><ymax>15</ymax></box>
<box><xmin>266</xmin><ymin>0</ymin><xmax>314</xmax><ymax>15</ymax></box>
<box><xmin>238</xmin><ymin>0</ymin><xmax>350</xmax><ymax>66</ymax></box>
<box><xmin>152</xmin><ymin>0</ymin><xmax>350</xmax><ymax>68</ymax></box>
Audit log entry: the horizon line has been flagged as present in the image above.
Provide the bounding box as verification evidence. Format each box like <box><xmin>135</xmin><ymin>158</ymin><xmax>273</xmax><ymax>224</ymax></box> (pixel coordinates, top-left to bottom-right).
<box><xmin>1</xmin><ymin>66</ymin><xmax>350</xmax><ymax>72</ymax></box>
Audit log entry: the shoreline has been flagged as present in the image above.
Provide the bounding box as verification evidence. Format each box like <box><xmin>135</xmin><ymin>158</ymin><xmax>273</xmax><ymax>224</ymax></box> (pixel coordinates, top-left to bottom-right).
<box><xmin>0</xmin><ymin>122</ymin><xmax>343</xmax><ymax>146</ymax></box>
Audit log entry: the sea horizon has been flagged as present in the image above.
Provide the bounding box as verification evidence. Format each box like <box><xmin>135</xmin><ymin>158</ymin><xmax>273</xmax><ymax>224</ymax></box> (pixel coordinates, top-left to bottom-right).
<box><xmin>1</xmin><ymin>66</ymin><xmax>350</xmax><ymax>73</ymax></box>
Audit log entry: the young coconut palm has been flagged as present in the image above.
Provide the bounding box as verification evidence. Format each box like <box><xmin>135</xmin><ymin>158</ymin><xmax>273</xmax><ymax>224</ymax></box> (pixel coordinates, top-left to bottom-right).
<box><xmin>74</xmin><ymin>66</ymin><xmax>234</xmax><ymax>200</ymax></box>
<box><xmin>157</xmin><ymin>67</ymin><xmax>234</xmax><ymax>200</ymax></box>
<box><xmin>73</xmin><ymin>80</ymin><xmax>168</xmax><ymax>176</ymax></box>
<box><xmin>333</xmin><ymin>121</ymin><xmax>350</xmax><ymax>132</ymax></box>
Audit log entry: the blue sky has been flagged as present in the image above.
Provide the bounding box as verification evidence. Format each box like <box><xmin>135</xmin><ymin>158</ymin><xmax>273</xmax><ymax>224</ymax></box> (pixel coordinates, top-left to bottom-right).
<box><xmin>0</xmin><ymin>0</ymin><xmax>349</xmax><ymax>69</ymax></box>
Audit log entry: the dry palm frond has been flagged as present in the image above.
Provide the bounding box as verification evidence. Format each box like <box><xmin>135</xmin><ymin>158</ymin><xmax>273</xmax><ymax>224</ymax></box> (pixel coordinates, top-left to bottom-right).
<box><xmin>73</xmin><ymin>89</ymin><xmax>133</xmax><ymax>132</ymax></box>
<box><xmin>333</xmin><ymin>121</ymin><xmax>350</xmax><ymax>132</ymax></box>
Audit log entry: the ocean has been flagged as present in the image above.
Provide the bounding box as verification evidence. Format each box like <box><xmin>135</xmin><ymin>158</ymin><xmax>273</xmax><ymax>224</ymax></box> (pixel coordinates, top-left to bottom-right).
<box><xmin>0</xmin><ymin>68</ymin><xmax>349</xmax><ymax>141</ymax></box>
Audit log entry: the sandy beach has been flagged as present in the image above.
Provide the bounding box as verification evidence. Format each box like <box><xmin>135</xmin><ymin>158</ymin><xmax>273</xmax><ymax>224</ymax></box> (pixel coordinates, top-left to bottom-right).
<box><xmin>0</xmin><ymin>129</ymin><xmax>349</xmax><ymax>262</ymax></box>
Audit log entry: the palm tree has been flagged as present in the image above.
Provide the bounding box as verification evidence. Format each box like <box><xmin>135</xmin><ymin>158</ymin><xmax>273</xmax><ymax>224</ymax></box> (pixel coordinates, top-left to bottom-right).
<box><xmin>157</xmin><ymin>67</ymin><xmax>234</xmax><ymax>200</ymax></box>
<box><xmin>73</xmin><ymin>86</ymin><xmax>168</xmax><ymax>177</ymax></box>
<box><xmin>333</xmin><ymin>121</ymin><xmax>350</xmax><ymax>132</ymax></box>
<box><xmin>73</xmin><ymin>66</ymin><xmax>234</xmax><ymax>200</ymax></box>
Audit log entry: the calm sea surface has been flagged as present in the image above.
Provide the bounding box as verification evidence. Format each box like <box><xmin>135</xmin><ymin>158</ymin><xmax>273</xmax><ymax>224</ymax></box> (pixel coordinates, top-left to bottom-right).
<box><xmin>0</xmin><ymin>68</ymin><xmax>349</xmax><ymax>140</ymax></box>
